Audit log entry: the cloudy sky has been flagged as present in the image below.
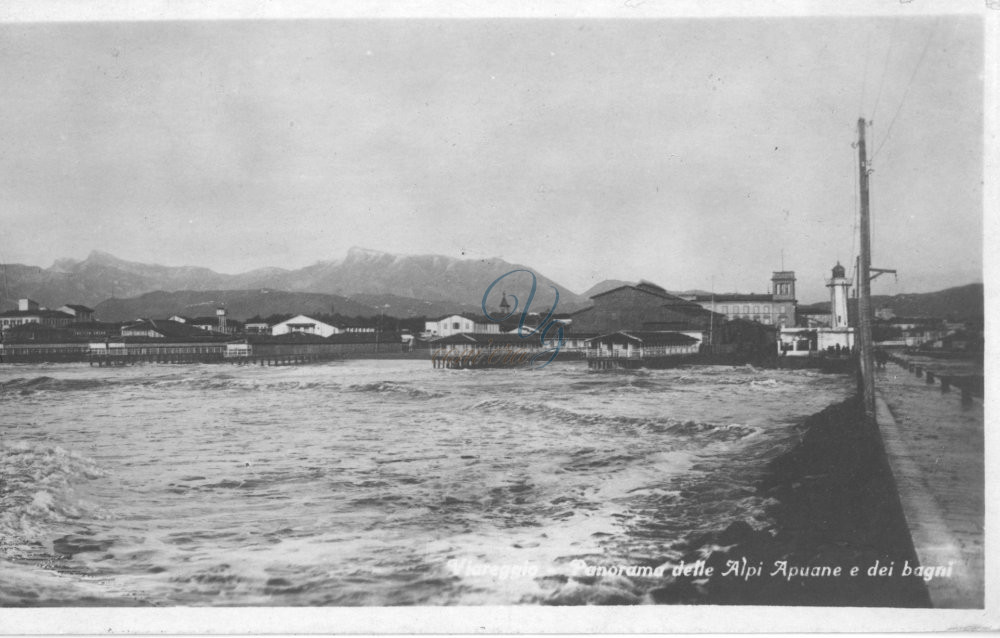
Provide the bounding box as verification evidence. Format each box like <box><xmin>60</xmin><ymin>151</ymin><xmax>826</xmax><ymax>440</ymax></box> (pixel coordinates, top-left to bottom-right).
<box><xmin>0</xmin><ymin>6</ymin><xmax>985</xmax><ymax>302</ymax></box>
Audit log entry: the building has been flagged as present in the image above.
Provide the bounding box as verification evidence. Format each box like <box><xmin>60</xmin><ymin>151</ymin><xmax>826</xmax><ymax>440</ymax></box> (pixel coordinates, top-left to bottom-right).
<box><xmin>797</xmin><ymin>304</ymin><xmax>832</xmax><ymax>328</ymax></box>
<box><xmin>187</xmin><ymin>309</ymin><xmax>243</xmax><ymax>335</ymax></box>
<box><xmin>778</xmin><ymin>263</ymin><xmax>855</xmax><ymax>355</ymax></box>
<box><xmin>243</xmin><ymin>318</ymin><xmax>273</xmax><ymax>335</ymax></box>
<box><xmin>335</xmin><ymin>319</ymin><xmax>376</xmax><ymax>334</ymax></box>
<box><xmin>1</xmin><ymin>299</ymin><xmax>75</xmax><ymax>333</ymax></box>
<box><xmin>585</xmin><ymin>331</ymin><xmax>700</xmax><ymax>369</ymax></box>
<box><xmin>120</xmin><ymin>319</ymin><xmax>219</xmax><ymax>339</ymax></box>
<box><xmin>271</xmin><ymin>314</ymin><xmax>340</xmax><ymax>338</ymax></box>
<box><xmin>66</xmin><ymin>322</ymin><xmax>120</xmax><ymax>339</ymax></box>
<box><xmin>429</xmin><ymin>332</ymin><xmax>555</xmax><ymax>368</ymax></box>
<box><xmin>59</xmin><ymin>304</ymin><xmax>96</xmax><ymax>323</ymax></box>
<box><xmin>569</xmin><ymin>281</ymin><xmax>722</xmax><ymax>344</ymax></box>
<box><xmin>680</xmin><ymin>271</ymin><xmax>797</xmax><ymax>327</ymax></box>
<box><xmin>244</xmin><ymin>319</ymin><xmax>272</xmax><ymax>334</ymax></box>
<box><xmin>423</xmin><ymin>313</ymin><xmax>502</xmax><ymax>338</ymax></box>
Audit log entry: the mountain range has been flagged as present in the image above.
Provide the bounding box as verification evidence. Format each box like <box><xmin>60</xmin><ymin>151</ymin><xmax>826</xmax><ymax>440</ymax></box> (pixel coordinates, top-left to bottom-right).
<box><xmin>1</xmin><ymin>248</ymin><xmax>588</xmax><ymax>319</ymax></box>
<box><xmin>798</xmin><ymin>284</ymin><xmax>984</xmax><ymax>321</ymax></box>
<box><xmin>871</xmin><ymin>284</ymin><xmax>984</xmax><ymax>320</ymax></box>
<box><xmin>1</xmin><ymin>249</ymin><xmax>982</xmax><ymax>322</ymax></box>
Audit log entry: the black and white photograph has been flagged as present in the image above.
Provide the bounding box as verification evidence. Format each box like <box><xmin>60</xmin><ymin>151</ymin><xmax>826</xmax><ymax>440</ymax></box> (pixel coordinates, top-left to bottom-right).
<box><xmin>0</xmin><ymin>0</ymin><xmax>994</xmax><ymax>633</ymax></box>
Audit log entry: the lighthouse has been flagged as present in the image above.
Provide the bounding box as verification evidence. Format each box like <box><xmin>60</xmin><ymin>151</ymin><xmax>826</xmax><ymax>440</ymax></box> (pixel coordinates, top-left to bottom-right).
<box><xmin>826</xmin><ymin>262</ymin><xmax>850</xmax><ymax>329</ymax></box>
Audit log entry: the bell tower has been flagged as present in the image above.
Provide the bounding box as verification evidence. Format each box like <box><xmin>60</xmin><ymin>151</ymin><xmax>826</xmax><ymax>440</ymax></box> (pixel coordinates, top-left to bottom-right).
<box><xmin>771</xmin><ymin>271</ymin><xmax>796</xmax><ymax>302</ymax></box>
<box><xmin>499</xmin><ymin>291</ymin><xmax>511</xmax><ymax>317</ymax></box>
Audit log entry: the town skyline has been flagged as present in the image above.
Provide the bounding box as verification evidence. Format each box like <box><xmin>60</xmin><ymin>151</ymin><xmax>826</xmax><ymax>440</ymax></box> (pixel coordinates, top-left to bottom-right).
<box><xmin>0</xmin><ymin>244</ymin><xmax>984</xmax><ymax>307</ymax></box>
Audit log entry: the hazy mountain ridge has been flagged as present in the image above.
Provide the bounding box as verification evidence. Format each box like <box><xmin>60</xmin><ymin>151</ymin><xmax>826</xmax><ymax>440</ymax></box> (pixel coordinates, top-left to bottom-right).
<box><xmin>93</xmin><ymin>290</ymin><xmax>379</xmax><ymax>323</ymax></box>
<box><xmin>1</xmin><ymin>248</ymin><xmax>586</xmax><ymax>316</ymax></box>
<box><xmin>871</xmin><ymin>283</ymin><xmax>983</xmax><ymax>319</ymax></box>
<box><xmin>1</xmin><ymin>251</ymin><xmax>981</xmax><ymax>321</ymax></box>
<box><xmin>800</xmin><ymin>284</ymin><xmax>983</xmax><ymax>320</ymax></box>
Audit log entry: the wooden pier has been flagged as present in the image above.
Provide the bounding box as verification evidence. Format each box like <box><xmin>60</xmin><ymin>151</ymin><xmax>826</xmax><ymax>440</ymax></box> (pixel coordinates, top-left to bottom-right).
<box><xmin>585</xmin><ymin>331</ymin><xmax>700</xmax><ymax>370</ymax></box>
<box><xmin>886</xmin><ymin>352</ymin><xmax>982</xmax><ymax>404</ymax></box>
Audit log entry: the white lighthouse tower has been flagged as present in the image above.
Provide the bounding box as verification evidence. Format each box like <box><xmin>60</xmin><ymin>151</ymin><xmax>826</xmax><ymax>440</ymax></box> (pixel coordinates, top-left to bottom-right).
<box><xmin>827</xmin><ymin>262</ymin><xmax>850</xmax><ymax>329</ymax></box>
<box><xmin>814</xmin><ymin>261</ymin><xmax>855</xmax><ymax>352</ymax></box>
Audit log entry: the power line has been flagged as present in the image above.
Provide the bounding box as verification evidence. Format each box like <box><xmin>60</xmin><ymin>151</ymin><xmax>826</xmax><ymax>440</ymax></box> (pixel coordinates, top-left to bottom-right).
<box><xmin>859</xmin><ymin>26</ymin><xmax>873</xmax><ymax>116</ymax></box>
<box><xmin>870</xmin><ymin>19</ymin><xmax>897</xmax><ymax>124</ymax></box>
<box><xmin>848</xmin><ymin>139</ymin><xmax>860</xmax><ymax>286</ymax></box>
<box><xmin>872</xmin><ymin>20</ymin><xmax>937</xmax><ymax>160</ymax></box>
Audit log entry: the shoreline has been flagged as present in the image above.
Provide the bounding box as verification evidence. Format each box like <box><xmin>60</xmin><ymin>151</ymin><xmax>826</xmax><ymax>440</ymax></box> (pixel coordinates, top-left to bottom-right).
<box><xmin>651</xmin><ymin>396</ymin><xmax>932</xmax><ymax>607</ymax></box>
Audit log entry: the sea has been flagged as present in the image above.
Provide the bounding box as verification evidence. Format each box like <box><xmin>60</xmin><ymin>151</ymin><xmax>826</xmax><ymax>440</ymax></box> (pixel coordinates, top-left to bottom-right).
<box><xmin>0</xmin><ymin>359</ymin><xmax>852</xmax><ymax>606</ymax></box>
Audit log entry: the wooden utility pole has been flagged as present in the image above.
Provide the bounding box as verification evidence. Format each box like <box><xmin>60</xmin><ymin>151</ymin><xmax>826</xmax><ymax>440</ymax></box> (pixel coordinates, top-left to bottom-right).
<box><xmin>857</xmin><ymin>117</ymin><xmax>876</xmax><ymax>422</ymax></box>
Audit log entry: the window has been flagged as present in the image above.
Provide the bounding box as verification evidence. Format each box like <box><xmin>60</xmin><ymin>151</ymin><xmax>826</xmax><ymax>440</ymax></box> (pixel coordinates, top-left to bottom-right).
<box><xmin>452</xmin><ymin>322</ymin><xmax>460</xmax><ymax>329</ymax></box>
<box><xmin>743</xmin><ymin>305</ymin><xmax>750</xmax><ymax>313</ymax></box>
<box><xmin>753</xmin><ymin>305</ymin><xmax>760</xmax><ymax>313</ymax></box>
<box><xmin>719</xmin><ymin>305</ymin><xmax>727</xmax><ymax>314</ymax></box>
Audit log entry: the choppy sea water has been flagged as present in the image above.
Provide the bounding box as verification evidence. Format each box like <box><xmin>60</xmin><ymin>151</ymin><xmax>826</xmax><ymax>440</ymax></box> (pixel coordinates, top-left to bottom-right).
<box><xmin>0</xmin><ymin>360</ymin><xmax>851</xmax><ymax>606</ymax></box>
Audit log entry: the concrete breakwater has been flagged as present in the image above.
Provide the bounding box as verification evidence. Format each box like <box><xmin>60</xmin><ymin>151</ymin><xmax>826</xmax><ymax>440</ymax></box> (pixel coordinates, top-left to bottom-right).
<box><xmin>650</xmin><ymin>397</ymin><xmax>932</xmax><ymax>607</ymax></box>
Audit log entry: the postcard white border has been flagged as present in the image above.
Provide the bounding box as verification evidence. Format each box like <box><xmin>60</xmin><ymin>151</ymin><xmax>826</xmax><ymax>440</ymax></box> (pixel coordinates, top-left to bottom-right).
<box><xmin>0</xmin><ymin>0</ymin><xmax>996</xmax><ymax>633</ymax></box>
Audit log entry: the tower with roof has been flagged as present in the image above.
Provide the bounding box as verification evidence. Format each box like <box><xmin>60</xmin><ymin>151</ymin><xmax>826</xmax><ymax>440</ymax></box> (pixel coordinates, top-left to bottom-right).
<box><xmin>826</xmin><ymin>262</ymin><xmax>851</xmax><ymax>329</ymax></box>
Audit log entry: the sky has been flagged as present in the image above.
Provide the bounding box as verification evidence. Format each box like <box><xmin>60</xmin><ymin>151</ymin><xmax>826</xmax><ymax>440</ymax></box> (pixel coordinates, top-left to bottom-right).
<box><xmin>0</xmin><ymin>7</ymin><xmax>986</xmax><ymax>303</ymax></box>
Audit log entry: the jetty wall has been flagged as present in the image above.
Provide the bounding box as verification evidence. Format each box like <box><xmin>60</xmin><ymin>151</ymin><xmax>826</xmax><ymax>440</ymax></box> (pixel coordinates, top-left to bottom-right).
<box><xmin>652</xmin><ymin>396</ymin><xmax>932</xmax><ymax>607</ymax></box>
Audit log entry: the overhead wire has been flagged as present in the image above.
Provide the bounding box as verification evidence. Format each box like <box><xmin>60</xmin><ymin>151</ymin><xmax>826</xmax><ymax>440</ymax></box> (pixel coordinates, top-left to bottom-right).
<box><xmin>859</xmin><ymin>26</ymin><xmax>873</xmax><ymax>118</ymax></box>
<box><xmin>872</xmin><ymin>19</ymin><xmax>938</xmax><ymax>160</ymax></box>
<box><xmin>870</xmin><ymin>19</ymin><xmax>897</xmax><ymax>126</ymax></box>
<box><xmin>848</xmin><ymin>138</ymin><xmax>860</xmax><ymax>287</ymax></box>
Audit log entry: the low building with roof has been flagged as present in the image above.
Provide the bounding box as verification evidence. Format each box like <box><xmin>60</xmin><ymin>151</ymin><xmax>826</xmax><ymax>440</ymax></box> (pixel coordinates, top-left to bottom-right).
<box><xmin>271</xmin><ymin>314</ymin><xmax>340</xmax><ymax>338</ymax></box>
<box><xmin>584</xmin><ymin>330</ymin><xmax>700</xmax><ymax>369</ymax></box>
<box><xmin>423</xmin><ymin>313</ymin><xmax>502</xmax><ymax>338</ymax></box>
<box><xmin>66</xmin><ymin>321</ymin><xmax>121</xmax><ymax>339</ymax></box>
<box><xmin>1</xmin><ymin>298</ymin><xmax>75</xmax><ymax>332</ymax></box>
<box><xmin>59</xmin><ymin>304</ymin><xmax>96</xmax><ymax>323</ymax></box>
<box><xmin>429</xmin><ymin>332</ymin><xmax>558</xmax><ymax>369</ymax></box>
<box><xmin>120</xmin><ymin>318</ymin><xmax>226</xmax><ymax>340</ymax></box>
<box><xmin>569</xmin><ymin>281</ymin><xmax>723</xmax><ymax>343</ymax></box>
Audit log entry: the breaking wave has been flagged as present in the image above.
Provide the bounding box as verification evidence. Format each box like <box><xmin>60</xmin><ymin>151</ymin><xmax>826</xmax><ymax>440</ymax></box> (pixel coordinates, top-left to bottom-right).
<box><xmin>469</xmin><ymin>397</ymin><xmax>758</xmax><ymax>441</ymax></box>
<box><xmin>0</xmin><ymin>441</ymin><xmax>107</xmax><ymax>545</ymax></box>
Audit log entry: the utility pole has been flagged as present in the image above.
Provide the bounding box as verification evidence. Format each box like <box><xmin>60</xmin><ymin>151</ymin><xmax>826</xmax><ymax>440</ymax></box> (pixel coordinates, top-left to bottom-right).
<box><xmin>856</xmin><ymin>117</ymin><xmax>876</xmax><ymax>423</ymax></box>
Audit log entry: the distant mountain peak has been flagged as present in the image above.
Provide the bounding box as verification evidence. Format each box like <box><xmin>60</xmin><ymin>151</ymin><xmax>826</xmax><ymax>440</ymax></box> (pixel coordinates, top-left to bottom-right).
<box><xmin>49</xmin><ymin>257</ymin><xmax>81</xmax><ymax>272</ymax></box>
<box><xmin>87</xmin><ymin>249</ymin><xmax>124</xmax><ymax>261</ymax></box>
<box><xmin>344</xmin><ymin>246</ymin><xmax>395</xmax><ymax>262</ymax></box>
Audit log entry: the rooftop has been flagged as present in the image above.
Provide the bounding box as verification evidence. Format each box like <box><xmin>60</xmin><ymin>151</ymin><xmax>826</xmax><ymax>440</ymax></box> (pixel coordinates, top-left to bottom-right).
<box><xmin>62</xmin><ymin>304</ymin><xmax>95</xmax><ymax>313</ymax></box>
<box><xmin>585</xmin><ymin>331</ymin><xmax>700</xmax><ymax>346</ymax></box>
<box><xmin>0</xmin><ymin>309</ymin><xmax>75</xmax><ymax>319</ymax></box>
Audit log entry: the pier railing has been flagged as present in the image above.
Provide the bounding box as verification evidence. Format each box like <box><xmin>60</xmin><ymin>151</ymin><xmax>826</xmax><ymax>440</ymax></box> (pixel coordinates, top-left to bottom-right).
<box><xmin>885</xmin><ymin>353</ymin><xmax>982</xmax><ymax>405</ymax></box>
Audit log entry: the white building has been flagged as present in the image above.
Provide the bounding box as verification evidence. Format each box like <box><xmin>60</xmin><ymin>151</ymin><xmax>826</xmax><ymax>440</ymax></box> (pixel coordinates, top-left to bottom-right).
<box><xmin>424</xmin><ymin>313</ymin><xmax>502</xmax><ymax>338</ymax></box>
<box><xmin>271</xmin><ymin>314</ymin><xmax>340</xmax><ymax>338</ymax></box>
